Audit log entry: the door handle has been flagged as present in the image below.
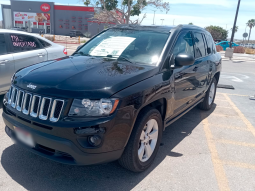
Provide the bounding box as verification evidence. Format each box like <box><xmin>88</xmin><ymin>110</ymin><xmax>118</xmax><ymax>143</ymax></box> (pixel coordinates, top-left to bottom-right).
<box><xmin>0</xmin><ymin>60</ymin><xmax>8</xmax><ymax>65</ymax></box>
<box><xmin>38</xmin><ymin>53</ymin><xmax>45</xmax><ymax>57</ymax></box>
<box><xmin>193</xmin><ymin>66</ymin><xmax>198</xmax><ymax>72</ymax></box>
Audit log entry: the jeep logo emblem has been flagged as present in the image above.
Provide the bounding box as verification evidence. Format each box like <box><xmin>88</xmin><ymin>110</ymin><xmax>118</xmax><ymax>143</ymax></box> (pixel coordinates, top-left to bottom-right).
<box><xmin>27</xmin><ymin>83</ymin><xmax>37</xmax><ymax>90</ymax></box>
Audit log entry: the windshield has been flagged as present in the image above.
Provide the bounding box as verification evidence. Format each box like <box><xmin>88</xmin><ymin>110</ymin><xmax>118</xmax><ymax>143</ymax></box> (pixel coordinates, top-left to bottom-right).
<box><xmin>75</xmin><ymin>29</ymin><xmax>169</xmax><ymax>66</ymax></box>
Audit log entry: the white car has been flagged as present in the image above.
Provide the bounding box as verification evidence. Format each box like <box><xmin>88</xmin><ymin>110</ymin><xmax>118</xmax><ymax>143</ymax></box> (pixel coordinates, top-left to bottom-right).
<box><xmin>0</xmin><ymin>29</ymin><xmax>67</xmax><ymax>95</ymax></box>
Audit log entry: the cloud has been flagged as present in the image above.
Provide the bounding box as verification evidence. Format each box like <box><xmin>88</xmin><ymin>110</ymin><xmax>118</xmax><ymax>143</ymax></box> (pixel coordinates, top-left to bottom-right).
<box><xmin>169</xmin><ymin>0</ymin><xmax>231</xmax><ymax>7</ymax></box>
<box><xmin>1</xmin><ymin>0</ymin><xmax>11</xmax><ymax>5</ymax></box>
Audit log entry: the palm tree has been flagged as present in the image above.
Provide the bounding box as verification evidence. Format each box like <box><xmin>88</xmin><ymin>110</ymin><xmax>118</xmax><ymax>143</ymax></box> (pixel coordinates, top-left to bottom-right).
<box><xmin>247</xmin><ymin>19</ymin><xmax>255</xmax><ymax>42</ymax></box>
<box><xmin>230</xmin><ymin>26</ymin><xmax>239</xmax><ymax>33</ymax></box>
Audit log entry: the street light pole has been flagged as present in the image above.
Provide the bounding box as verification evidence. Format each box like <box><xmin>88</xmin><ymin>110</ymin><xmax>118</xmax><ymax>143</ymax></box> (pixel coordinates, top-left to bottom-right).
<box><xmin>173</xmin><ymin>19</ymin><xmax>175</xmax><ymax>26</ymax></box>
<box><xmin>230</xmin><ymin>0</ymin><xmax>241</xmax><ymax>48</ymax></box>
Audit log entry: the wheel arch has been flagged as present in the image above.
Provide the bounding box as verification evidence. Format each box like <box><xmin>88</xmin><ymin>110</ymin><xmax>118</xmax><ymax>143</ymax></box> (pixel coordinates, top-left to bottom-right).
<box><xmin>214</xmin><ymin>71</ymin><xmax>220</xmax><ymax>84</ymax></box>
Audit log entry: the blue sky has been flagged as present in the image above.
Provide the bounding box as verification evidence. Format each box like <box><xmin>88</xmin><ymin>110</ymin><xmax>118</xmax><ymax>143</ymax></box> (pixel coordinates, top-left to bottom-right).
<box><xmin>1</xmin><ymin>0</ymin><xmax>255</xmax><ymax>39</ymax></box>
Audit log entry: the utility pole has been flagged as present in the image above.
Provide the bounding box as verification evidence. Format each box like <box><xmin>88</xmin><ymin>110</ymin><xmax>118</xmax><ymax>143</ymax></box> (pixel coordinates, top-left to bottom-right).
<box><xmin>230</xmin><ymin>0</ymin><xmax>241</xmax><ymax>48</ymax></box>
<box><xmin>160</xmin><ymin>19</ymin><xmax>164</xmax><ymax>25</ymax></box>
<box><xmin>153</xmin><ymin>11</ymin><xmax>155</xmax><ymax>25</ymax></box>
<box><xmin>173</xmin><ymin>19</ymin><xmax>175</xmax><ymax>26</ymax></box>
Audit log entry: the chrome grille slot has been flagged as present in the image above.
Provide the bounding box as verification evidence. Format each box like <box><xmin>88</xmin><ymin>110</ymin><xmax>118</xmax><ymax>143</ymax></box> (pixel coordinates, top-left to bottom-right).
<box><xmin>22</xmin><ymin>93</ymin><xmax>32</xmax><ymax>115</ymax></box>
<box><xmin>30</xmin><ymin>95</ymin><xmax>41</xmax><ymax>118</ymax></box>
<box><xmin>11</xmin><ymin>88</ymin><xmax>18</xmax><ymax>108</ymax></box>
<box><xmin>39</xmin><ymin>98</ymin><xmax>52</xmax><ymax>120</ymax></box>
<box><xmin>50</xmin><ymin>100</ymin><xmax>64</xmax><ymax>122</ymax></box>
<box><xmin>8</xmin><ymin>86</ymin><xmax>13</xmax><ymax>104</ymax></box>
<box><xmin>6</xmin><ymin>86</ymin><xmax>64</xmax><ymax>123</ymax></box>
<box><xmin>16</xmin><ymin>90</ymin><xmax>24</xmax><ymax>111</ymax></box>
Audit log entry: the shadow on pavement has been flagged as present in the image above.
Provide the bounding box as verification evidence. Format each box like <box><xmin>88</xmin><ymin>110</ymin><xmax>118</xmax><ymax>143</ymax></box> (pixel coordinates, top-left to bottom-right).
<box><xmin>1</xmin><ymin>105</ymin><xmax>216</xmax><ymax>191</ymax></box>
<box><xmin>0</xmin><ymin>95</ymin><xmax>4</xmax><ymax>109</ymax></box>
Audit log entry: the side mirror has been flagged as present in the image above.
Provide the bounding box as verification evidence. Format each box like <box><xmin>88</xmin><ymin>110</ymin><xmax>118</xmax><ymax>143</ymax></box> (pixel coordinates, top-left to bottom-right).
<box><xmin>175</xmin><ymin>53</ymin><xmax>195</xmax><ymax>66</ymax></box>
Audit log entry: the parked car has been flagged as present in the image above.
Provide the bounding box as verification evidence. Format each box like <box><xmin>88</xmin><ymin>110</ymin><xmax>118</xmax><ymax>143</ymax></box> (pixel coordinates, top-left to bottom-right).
<box><xmin>3</xmin><ymin>25</ymin><xmax>221</xmax><ymax>172</ymax></box>
<box><xmin>243</xmin><ymin>43</ymin><xmax>253</xmax><ymax>48</ymax></box>
<box><xmin>69</xmin><ymin>30</ymin><xmax>85</xmax><ymax>37</ymax></box>
<box><xmin>216</xmin><ymin>41</ymin><xmax>239</xmax><ymax>50</ymax></box>
<box><xmin>0</xmin><ymin>29</ymin><xmax>67</xmax><ymax>95</ymax></box>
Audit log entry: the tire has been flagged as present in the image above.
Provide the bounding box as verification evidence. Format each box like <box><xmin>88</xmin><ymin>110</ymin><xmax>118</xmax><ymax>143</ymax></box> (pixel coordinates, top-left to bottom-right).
<box><xmin>198</xmin><ymin>77</ymin><xmax>217</xmax><ymax>111</ymax></box>
<box><xmin>118</xmin><ymin>108</ymin><xmax>163</xmax><ymax>172</ymax></box>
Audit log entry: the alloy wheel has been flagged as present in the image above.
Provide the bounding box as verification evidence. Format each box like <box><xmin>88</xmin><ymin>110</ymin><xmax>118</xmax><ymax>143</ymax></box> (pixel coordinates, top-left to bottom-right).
<box><xmin>138</xmin><ymin>119</ymin><xmax>158</xmax><ymax>162</ymax></box>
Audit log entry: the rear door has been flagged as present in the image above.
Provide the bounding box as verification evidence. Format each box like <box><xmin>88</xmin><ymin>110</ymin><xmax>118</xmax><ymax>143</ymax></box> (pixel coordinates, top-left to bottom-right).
<box><xmin>8</xmin><ymin>33</ymin><xmax>47</xmax><ymax>71</ymax></box>
<box><xmin>0</xmin><ymin>33</ymin><xmax>15</xmax><ymax>93</ymax></box>
<box><xmin>37</xmin><ymin>38</ymin><xmax>65</xmax><ymax>60</ymax></box>
<box><xmin>192</xmin><ymin>32</ymin><xmax>210</xmax><ymax>96</ymax></box>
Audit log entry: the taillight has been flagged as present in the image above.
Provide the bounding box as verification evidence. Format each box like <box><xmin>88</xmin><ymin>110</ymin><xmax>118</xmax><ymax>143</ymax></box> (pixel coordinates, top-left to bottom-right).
<box><xmin>63</xmin><ymin>48</ymin><xmax>67</xmax><ymax>55</ymax></box>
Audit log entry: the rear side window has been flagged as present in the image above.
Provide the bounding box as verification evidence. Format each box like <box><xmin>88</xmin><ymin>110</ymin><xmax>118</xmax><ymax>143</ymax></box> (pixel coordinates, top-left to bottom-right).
<box><xmin>194</xmin><ymin>33</ymin><xmax>206</xmax><ymax>58</ymax></box>
<box><xmin>0</xmin><ymin>34</ymin><xmax>7</xmax><ymax>55</ymax></box>
<box><xmin>10</xmin><ymin>34</ymin><xmax>41</xmax><ymax>53</ymax></box>
<box><xmin>172</xmin><ymin>31</ymin><xmax>194</xmax><ymax>57</ymax></box>
<box><xmin>38</xmin><ymin>38</ymin><xmax>51</xmax><ymax>48</ymax></box>
<box><xmin>205</xmin><ymin>34</ymin><xmax>213</xmax><ymax>55</ymax></box>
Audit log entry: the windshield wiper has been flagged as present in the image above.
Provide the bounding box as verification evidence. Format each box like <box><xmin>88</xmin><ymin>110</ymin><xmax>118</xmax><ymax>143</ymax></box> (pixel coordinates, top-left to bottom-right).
<box><xmin>118</xmin><ymin>56</ymin><xmax>135</xmax><ymax>64</ymax></box>
<box><xmin>73</xmin><ymin>52</ymin><xmax>90</xmax><ymax>56</ymax></box>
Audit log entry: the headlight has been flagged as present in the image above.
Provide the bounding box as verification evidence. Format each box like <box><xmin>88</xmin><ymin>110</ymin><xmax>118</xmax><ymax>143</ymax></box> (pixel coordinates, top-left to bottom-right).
<box><xmin>69</xmin><ymin>98</ymin><xmax>119</xmax><ymax>117</ymax></box>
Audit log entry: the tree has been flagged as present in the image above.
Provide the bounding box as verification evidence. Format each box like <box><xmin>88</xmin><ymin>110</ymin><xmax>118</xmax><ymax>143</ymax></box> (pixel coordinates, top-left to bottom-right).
<box><xmin>84</xmin><ymin>0</ymin><xmax>91</xmax><ymax>6</ymax></box>
<box><xmin>230</xmin><ymin>26</ymin><xmax>238</xmax><ymax>33</ymax></box>
<box><xmin>188</xmin><ymin>22</ymin><xmax>193</xmax><ymax>25</ymax></box>
<box><xmin>247</xmin><ymin>19</ymin><xmax>255</xmax><ymax>42</ymax></box>
<box><xmin>205</xmin><ymin>25</ymin><xmax>228</xmax><ymax>40</ymax></box>
<box><xmin>82</xmin><ymin>0</ymin><xmax>170</xmax><ymax>24</ymax></box>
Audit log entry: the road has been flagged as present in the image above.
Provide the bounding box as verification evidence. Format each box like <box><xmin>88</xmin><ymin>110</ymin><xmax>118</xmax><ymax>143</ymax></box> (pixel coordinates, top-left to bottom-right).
<box><xmin>0</xmin><ymin>60</ymin><xmax>255</xmax><ymax>191</ymax></box>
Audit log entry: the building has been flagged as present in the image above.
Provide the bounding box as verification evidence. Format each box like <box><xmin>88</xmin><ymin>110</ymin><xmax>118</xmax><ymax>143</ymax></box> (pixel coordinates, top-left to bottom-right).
<box><xmin>1</xmin><ymin>0</ymin><xmax>116</xmax><ymax>36</ymax></box>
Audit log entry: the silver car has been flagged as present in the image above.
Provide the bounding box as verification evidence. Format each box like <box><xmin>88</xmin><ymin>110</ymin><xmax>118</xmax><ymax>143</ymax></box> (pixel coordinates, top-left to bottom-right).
<box><xmin>0</xmin><ymin>29</ymin><xmax>67</xmax><ymax>95</ymax></box>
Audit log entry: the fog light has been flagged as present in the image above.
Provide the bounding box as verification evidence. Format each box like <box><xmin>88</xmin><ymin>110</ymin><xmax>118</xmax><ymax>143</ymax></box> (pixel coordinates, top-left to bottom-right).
<box><xmin>88</xmin><ymin>135</ymin><xmax>101</xmax><ymax>146</ymax></box>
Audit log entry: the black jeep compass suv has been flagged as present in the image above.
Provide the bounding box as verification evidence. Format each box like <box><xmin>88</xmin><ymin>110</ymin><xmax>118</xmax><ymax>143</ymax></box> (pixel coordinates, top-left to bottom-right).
<box><xmin>2</xmin><ymin>25</ymin><xmax>221</xmax><ymax>172</ymax></box>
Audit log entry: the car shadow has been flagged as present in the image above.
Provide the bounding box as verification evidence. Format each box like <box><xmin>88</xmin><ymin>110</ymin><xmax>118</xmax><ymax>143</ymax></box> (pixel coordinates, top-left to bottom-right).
<box><xmin>0</xmin><ymin>95</ymin><xmax>4</xmax><ymax>109</ymax></box>
<box><xmin>1</xmin><ymin>104</ymin><xmax>216</xmax><ymax>191</ymax></box>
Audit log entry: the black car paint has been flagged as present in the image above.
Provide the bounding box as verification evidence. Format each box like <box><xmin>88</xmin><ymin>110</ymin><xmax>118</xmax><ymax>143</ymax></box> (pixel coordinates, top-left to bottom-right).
<box><xmin>3</xmin><ymin>25</ymin><xmax>221</xmax><ymax>165</ymax></box>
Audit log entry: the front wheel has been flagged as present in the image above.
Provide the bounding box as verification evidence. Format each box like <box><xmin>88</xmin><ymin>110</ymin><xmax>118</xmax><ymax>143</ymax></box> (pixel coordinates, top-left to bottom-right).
<box><xmin>118</xmin><ymin>108</ymin><xmax>163</xmax><ymax>172</ymax></box>
<box><xmin>198</xmin><ymin>77</ymin><xmax>217</xmax><ymax>110</ymax></box>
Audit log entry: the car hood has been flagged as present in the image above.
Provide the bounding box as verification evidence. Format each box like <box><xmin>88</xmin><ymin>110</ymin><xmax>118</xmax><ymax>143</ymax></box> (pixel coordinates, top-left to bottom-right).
<box><xmin>13</xmin><ymin>56</ymin><xmax>158</xmax><ymax>99</ymax></box>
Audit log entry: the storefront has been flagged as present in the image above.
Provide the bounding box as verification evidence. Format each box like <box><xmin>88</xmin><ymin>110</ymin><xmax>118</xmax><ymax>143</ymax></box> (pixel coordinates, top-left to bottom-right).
<box><xmin>1</xmin><ymin>0</ymin><xmax>116</xmax><ymax>37</ymax></box>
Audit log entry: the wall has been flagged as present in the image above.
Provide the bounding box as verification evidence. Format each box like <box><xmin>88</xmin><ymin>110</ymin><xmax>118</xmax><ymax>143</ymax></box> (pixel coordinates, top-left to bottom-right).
<box><xmin>54</xmin><ymin>6</ymin><xmax>94</xmax><ymax>36</ymax></box>
<box><xmin>1</xmin><ymin>4</ymin><xmax>12</xmax><ymax>29</ymax></box>
<box><xmin>10</xmin><ymin>0</ymin><xmax>55</xmax><ymax>34</ymax></box>
<box><xmin>54</xmin><ymin>6</ymin><xmax>115</xmax><ymax>37</ymax></box>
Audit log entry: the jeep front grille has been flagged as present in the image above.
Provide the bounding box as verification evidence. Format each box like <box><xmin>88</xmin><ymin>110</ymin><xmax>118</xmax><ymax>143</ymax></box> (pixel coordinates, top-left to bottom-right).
<box><xmin>7</xmin><ymin>86</ymin><xmax>64</xmax><ymax>122</ymax></box>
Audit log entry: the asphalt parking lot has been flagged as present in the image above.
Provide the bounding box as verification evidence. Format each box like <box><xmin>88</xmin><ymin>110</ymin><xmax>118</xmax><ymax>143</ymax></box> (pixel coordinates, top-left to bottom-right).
<box><xmin>0</xmin><ymin>59</ymin><xmax>255</xmax><ymax>191</ymax></box>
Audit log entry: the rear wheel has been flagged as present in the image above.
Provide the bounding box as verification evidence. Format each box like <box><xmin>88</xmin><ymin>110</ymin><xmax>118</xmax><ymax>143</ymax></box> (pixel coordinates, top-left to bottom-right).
<box><xmin>118</xmin><ymin>108</ymin><xmax>163</xmax><ymax>172</ymax></box>
<box><xmin>198</xmin><ymin>77</ymin><xmax>217</xmax><ymax>110</ymax></box>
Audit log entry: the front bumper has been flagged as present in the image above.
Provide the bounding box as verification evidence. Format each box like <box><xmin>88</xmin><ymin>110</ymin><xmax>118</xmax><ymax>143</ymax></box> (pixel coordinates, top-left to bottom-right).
<box><xmin>3</xmin><ymin>112</ymin><xmax>124</xmax><ymax>165</ymax></box>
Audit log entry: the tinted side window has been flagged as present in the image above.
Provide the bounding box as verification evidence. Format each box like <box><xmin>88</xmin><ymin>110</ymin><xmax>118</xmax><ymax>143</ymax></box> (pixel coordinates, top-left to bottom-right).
<box><xmin>38</xmin><ymin>38</ymin><xmax>51</xmax><ymax>48</ymax></box>
<box><xmin>10</xmin><ymin>34</ymin><xmax>41</xmax><ymax>53</ymax></box>
<box><xmin>206</xmin><ymin>35</ymin><xmax>215</xmax><ymax>54</ymax></box>
<box><xmin>172</xmin><ymin>31</ymin><xmax>194</xmax><ymax>57</ymax></box>
<box><xmin>194</xmin><ymin>32</ymin><xmax>206</xmax><ymax>58</ymax></box>
<box><xmin>0</xmin><ymin>34</ymin><xmax>7</xmax><ymax>55</ymax></box>
<box><xmin>204</xmin><ymin>34</ymin><xmax>212</xmax><ymax>55</ymax></box>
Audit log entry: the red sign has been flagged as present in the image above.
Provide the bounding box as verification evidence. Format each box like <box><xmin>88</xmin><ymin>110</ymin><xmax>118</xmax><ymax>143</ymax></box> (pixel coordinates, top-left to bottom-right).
<box><xmin>40</xmin><ymin>3</ymin><xmax>50</xmax><ymax>12</ymax></box>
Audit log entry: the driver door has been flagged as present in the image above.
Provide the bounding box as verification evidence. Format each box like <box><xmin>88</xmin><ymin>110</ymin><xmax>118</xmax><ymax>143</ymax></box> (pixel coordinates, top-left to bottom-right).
<box><xmin>171</xmin><ymin>31</ymin><xmax>199</xmax><ymax>115</ymax></box>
